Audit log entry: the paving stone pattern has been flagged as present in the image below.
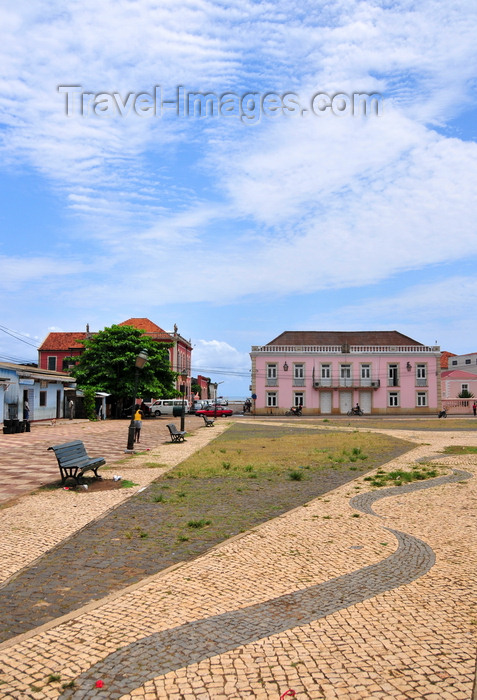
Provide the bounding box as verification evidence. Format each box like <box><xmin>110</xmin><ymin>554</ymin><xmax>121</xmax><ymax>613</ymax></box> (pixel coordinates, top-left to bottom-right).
<box><xmin>59</xmin><ymin>470</ymin><xmax>466</xmax><ymax>698</ymax></box>
<box><xmin>0</xmin><ymin>420</ymin><xmax>476</xmax><ymax>699</ymax></box>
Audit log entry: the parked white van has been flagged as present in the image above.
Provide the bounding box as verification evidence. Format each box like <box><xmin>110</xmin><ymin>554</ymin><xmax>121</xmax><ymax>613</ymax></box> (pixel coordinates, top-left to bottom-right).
<box><xmin>149</xmin><ymin>399</ymin><xmax>189</xmax><ymax>416</ymax></box>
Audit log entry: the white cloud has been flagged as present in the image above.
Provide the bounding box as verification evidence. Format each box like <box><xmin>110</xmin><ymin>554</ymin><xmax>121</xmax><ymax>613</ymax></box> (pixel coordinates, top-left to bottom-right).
<box><xmin>192</xmin><ymin>339</ymin><xmax>250</xmax><ymax>374</ymax></box>
<box><xmin>306</xmin><ymin>275</ymin><xmax>477</xmax><ymax>352</ymax></box>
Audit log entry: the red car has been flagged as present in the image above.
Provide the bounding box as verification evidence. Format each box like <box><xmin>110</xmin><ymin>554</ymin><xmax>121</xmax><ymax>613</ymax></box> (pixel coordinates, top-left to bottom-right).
<box><xmin>195</xmin><ymin>406</ymin><xmax>233</xmax><ymax>417</ymax></box>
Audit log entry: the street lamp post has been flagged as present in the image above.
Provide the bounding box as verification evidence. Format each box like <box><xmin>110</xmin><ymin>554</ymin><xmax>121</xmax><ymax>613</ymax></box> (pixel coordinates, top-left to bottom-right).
<box><xmin>214</xmin><ymin>381</ymin><xmax>224</xmax><ymax>419</ymax></box>
<box><xmin>180</xmin><ymin>370</ymin><xmax>188</xmax><ymax>432</ymax></box>
<box><xmin>126</xmin><ymin>349</ymin><xmax>148</xmax><ymax>452</ymax></box>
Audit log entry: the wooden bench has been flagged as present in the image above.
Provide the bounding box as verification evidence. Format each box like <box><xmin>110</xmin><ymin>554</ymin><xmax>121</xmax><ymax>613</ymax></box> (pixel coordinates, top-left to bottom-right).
<box><xmin>166</xmin><ymin>423</ymin><xmax>186</xmax><ymax>442</ymax></box>
<box><xmin>201</xmin><ymin>414</ymin><xmax>215</xmax><ymax>427</ymax></box>
<box><xmin>48</xmin><ymin>440</ymin><xmax>105</xmax><ymax>486</ymax></box>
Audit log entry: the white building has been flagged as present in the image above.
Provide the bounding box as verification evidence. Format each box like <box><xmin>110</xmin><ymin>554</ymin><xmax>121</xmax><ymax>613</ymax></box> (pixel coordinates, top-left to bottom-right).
<box><xmin>0</xmin><ymin>362</ymin><xmax>75</xmax><ymax>424</ymax></box>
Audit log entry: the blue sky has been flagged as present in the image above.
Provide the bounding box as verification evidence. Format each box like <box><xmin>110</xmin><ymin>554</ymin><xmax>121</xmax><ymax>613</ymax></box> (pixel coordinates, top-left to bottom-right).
<box><xmin>1</xmin><ymin>0</ymin><xmax>477</xmax><ymax>398</ymax></box>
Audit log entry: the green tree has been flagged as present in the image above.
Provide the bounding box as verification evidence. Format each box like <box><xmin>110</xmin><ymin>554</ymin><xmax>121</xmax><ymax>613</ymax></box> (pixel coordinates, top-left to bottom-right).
<box><xmin>69</xmin><ymin>325</ymin><xmax>176</xmax><ymax>403</ymax></box>
<box><xmin>458</xmin><ymin>389</ymin><xmax>475</xmax><ymax>398</ymax></box>
<box><xmin>82</xmin><ymin>386</ymin><xmax>98</xmax><ymax>421</ymax></box>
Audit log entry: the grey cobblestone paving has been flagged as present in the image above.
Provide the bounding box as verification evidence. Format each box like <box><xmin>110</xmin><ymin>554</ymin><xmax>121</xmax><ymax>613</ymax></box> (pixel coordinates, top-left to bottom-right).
<box><xmin>59</xmin><ymin>469</ymin><xmax>471</xmax><ymax>698</ymax></box>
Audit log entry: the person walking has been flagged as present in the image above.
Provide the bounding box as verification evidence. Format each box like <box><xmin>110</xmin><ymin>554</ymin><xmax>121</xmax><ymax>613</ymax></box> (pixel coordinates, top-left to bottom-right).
<box><xmin>134</xmin><ymin>405</ymin><xmax>144</xmax><ymax>443</ymax></box>
<box><xmin>473</xmin><ymin>401</ymin><xmax>477</xmax><ymax>417</ymax></box>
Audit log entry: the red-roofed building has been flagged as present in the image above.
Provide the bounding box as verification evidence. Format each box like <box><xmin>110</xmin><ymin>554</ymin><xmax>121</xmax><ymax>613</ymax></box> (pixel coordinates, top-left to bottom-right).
<box><xmin>118</xmin><ymin>319</ymin><xmax>192</xmax><ymax>396</ymax></box>
<box><xmin>38</xmin><ymin>319</ymin><xmax>192</xmax><ymax>399</ymax></box>
<box><xmin>440</xmin><ymin>351</ymin><xmax>456</xmax><ymax>369</ymax></box>
<box><xmin>38</xmin><ymin>331</ymin><xmax>89</xmax><ymax>372</ymax></box>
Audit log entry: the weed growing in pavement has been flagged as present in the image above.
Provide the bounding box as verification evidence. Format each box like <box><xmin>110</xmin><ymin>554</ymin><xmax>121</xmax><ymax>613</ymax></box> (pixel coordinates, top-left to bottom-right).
<box><xmin>46</xmin><ymin>674</ymin><xmax>61</xmax><ymax>684</ymax></box>
<box><xmin>62</xmin><ymin>680</ymin><xmax>76</xmax><ymax>689</ymax></box>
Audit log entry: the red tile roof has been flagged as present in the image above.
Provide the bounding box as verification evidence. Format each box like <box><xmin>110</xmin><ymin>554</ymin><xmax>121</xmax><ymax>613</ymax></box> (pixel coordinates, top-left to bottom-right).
<box><xmin>118</xmin><ymin>318</ymin><xmax>173</xmax><ymax>340</ymax></box>
<box><xmin>267</xmin><ymin>330</ymin><xmax>424</xmax><ymax>346</ymax></box>
<box><xmin>38</xmin><ymin>332</ymin><xmax>88</xmax><ymax>351</ymax></box>
<box><xmin>440</xmin><ymin>351</ymin><xmax>456</xmax><ymax>369</ymax></box>
<box><xmin>119</xmin><ymin>318</ymin><xmax>166</xmax><ymax>333</ymax></box>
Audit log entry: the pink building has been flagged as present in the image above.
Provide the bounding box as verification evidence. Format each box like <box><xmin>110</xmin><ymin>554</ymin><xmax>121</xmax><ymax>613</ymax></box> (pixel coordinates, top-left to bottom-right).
<box><xmin>441</xmin><ymin>369</ymin><xmax>477</xmax><ymax>414</ymax></box>
<box><xmin>250</xmin><ymin>331</ymin><xmax>441</xmax><ymax>415</ymax></box>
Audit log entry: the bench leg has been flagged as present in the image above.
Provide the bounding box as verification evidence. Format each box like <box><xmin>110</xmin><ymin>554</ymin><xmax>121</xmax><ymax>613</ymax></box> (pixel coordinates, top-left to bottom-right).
<box><xmin>59</xmin><ymin>466</ymin><xmax>80</xmax><ymax>487</ymax></box>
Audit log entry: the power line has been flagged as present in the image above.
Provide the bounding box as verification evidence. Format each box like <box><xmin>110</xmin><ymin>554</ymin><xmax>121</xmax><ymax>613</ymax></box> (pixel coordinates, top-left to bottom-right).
<box><xmin>191</xmin><ymin>366</ymin><xmax>251</xmax><ymax>377</ymax></box>
<box><xmin>0</xmin><ymin>353</ymin><xmax>37</xmax><ymax>364</ymax></box>
<box><xmin>0</xmin><ymin>325</ymin><xmax>38</xmax><ymax>348</ymax></box>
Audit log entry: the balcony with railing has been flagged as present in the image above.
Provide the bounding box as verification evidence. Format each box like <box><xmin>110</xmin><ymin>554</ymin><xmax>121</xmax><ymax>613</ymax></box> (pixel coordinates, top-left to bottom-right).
<box><xmin>313</xmin><ymin>378</ymin><xmax>381</xmax><ymax>390</ymax></box>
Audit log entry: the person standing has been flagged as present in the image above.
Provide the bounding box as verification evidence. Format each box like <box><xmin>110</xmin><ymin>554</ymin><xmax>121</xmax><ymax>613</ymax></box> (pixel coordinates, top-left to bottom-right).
<box><xmin>134</xmin><ymin>405</ymin><xmax>143</xmax><ymax>443</ymax></box>
<box><xmin>473</xmin><ymin>401</ymin><xmax>477</xmax><ymax>417</ymax></box>
<box><xmin>68</xmin><ymin>399</ymin><xmax>75</xmax><ymax>420</ymax></box>
<box><xmin>24</xmin><ymin>400</ymin><xmax>30</xmax><ymax>421</ymax></box>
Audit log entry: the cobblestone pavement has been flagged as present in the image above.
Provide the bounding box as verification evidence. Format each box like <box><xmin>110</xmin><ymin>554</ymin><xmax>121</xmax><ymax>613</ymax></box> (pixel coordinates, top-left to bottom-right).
<box><xmin>0</xmin><ymin>416</ymin><xmax>210</xmax><ymax>504</ymax></box>
<box><xmin>0</xmin><ymin>421</ymin><xmax>476</xmax><ymax>699</ymax></box>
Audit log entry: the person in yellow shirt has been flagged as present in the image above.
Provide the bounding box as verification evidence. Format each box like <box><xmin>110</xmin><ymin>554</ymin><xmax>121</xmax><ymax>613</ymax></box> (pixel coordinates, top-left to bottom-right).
<box><xmin>134</xmin><ymin>406</ymin><xmax>143</xmax><ymax>443</ymax></box>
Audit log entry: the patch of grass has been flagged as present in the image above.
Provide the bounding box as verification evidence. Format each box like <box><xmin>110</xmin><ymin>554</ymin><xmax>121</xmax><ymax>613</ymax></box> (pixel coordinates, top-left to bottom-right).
<box><xmin>108</xmin><ymin>423</ymin><xmax>415</xmax><ymax>580</ymax></box>
<box><xmin>187</xmin><ymin>518</ymin><xmax>212</xmax><ymax>529</ymax></box>
<box><xmin>222</xmin><ymin>461</ymin><xmax>231</xmax><ymax>470</ymax></box>
<box><xmin>121</xmin><ymin>479</ymin><xmax>139</xmax><ymax>488</ymax></box>
<box><xmin>288</xmin><ymin>470</ymin><xmax>305</xmax><ymax>481</ymax></box>
<box><xmin>364</xmin><ymin>466</ymin><xmax>439</xmax><ymax>487</ymax></box>
<box><xmin>442</xmin><ymin>445</ymin><xmax>477</xmax><ymax>454</ymax></box>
